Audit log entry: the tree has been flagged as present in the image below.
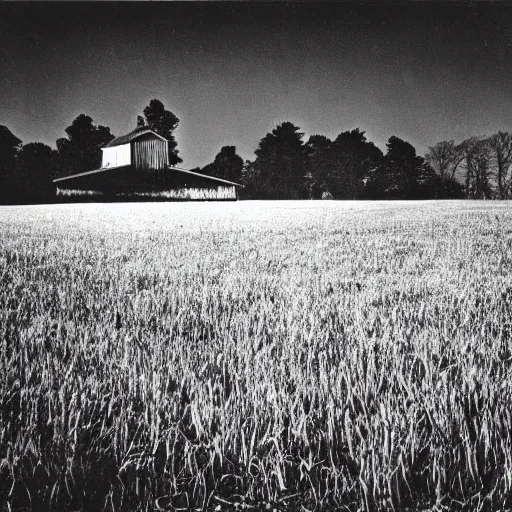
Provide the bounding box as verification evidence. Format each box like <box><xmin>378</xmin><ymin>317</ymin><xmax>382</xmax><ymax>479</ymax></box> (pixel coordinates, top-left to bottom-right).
<box><xmin>414</xmin><ymin>162</ymin><xmax>442</xmax><ymax>199</ymax></box>
<box><xmin>488</xmin><ymin>132</ymin><xmax>512</xmax><ymax>199</ymax></box>
<box><xmin>57</xmin><ymin>114</ymin><xmax>114</xmax><ymax>176</ymax></box>
<box><xmin>425</xmin><ymin>140</ymin><xmax>465</xmax><ymax>181</ymax></box>
<box><xmin>140</xmin><ymin>99</ymin><xmax>182</xmax><ymax>165</ymax></box>
<box><xmin>0</xmin><ymin>125</ymin><xmax>22</xmax><ymax>170</ymax></box>
<box><xmin>240</xmin><ymin>160</ymin><xmax>260</xmax><ymax>199</ymax></box>
<box><xmin>425</xmin><ymin>139</ymin><xmax>470</xmax><ymax>199</ymax></box>
<box><xmin>303</xmin><ymin>130</ymin><xmax>383</xmax><ymax>200</ymax></box>
<box><xmin>367</xmin><ymin>136</ymin><xmax>424</xmax><ymax>199</ymax></box>
<box><xmin>201</xmin><ymin>146</ymin><xmax>244</xmax><ymax>183</ymax></box>
<box><xmin>305</xmin><ymin>135</ymin><xmax>331</xmax><ymax>154</ymax></box>
<box><xmin>459</xmin><ymin>137</ymin><xmax>492</xmax><ymax>199</ymax></box>
<box><xmin>0</xmin><ymin>126</ymin><xmax>22</xmax><ymax>203</ymax></box>
<box><xmin>331</xmin><ymin>129</ymin><xmax>383</xmax><ymax>199</ymax></box>
<box><xmin>16</xmin><ymin>143</ymin><xmax>60</xmax><ymax>202</ymax></box>
<box><xmin>387</xmin><ymin>136</ymin><xmax>424</xmax><ymax>197</ymax></box>
<box><xmin>304</xmin><ymin>135</ymin><xmax>332</xmax><ymax>198</ymax></box>
<box><xmin>253</xmin><ymin>122</ymin><xmax>307</xmax><ymax>199</ymax></box>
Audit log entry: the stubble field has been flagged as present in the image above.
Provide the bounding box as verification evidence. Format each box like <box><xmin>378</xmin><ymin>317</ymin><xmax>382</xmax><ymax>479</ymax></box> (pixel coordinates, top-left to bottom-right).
<box><xmin>1</xmin><ymin>200</ymin><xmax>512</xmax><ymax>512</ymax></box>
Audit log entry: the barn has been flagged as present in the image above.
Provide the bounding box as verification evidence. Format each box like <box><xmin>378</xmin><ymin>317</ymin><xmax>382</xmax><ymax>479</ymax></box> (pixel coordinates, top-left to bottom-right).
<box><xmin>53</xmin><ymin>127</ymin><xmax>242</xmax><ymax>201</ymax></box>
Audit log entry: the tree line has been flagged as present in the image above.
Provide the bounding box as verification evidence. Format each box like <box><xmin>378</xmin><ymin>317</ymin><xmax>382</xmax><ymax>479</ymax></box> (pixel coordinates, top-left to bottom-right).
<box><xmin>204</xmin><ymin>124</ymin><xmax>512</xmax><ymax>201</ymax></box>
<box><xmin>1</xmin><ymin>99</ymin><xmax>511</xmax><ymax>203</ymax></box>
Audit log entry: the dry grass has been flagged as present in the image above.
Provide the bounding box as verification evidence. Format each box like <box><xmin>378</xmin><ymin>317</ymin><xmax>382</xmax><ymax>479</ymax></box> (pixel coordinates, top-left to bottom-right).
<box><xmin>1</xmin><ymin>200</ymin><xmax>512</xmax><ymax>511</ymax></box>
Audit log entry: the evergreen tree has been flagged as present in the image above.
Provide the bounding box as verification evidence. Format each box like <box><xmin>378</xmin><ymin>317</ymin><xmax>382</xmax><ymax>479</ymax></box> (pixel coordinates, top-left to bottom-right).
<box><xmin>253</xmin><ymin>122</ymin><xmax>307</xmax><ymax>199</ymax></box>
<box><xmin>331</xmin><ymin>129</ymin><xmax>382</xmax><ymax>199</ymax></box>
<box><xmin>368</xmin><ymin>136</ymin><xmax>424</xmax><ymax>198</ymax></box>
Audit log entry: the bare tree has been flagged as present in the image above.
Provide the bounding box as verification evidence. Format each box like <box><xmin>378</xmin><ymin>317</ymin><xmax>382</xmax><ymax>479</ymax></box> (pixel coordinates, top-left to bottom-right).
<box><xmin>425</xmin><ymin>140</ymin><xmax>465</xmax><ymax>180</ymax></box>
<box><xmin>488</xmin><ymin>131</ymin><xmax>512</xmax><ymax>199</ymax></box>
<box><xmin>459</xmin><ymin>137</ymin><xmax>492</xmax><ymax>199</ymax></box>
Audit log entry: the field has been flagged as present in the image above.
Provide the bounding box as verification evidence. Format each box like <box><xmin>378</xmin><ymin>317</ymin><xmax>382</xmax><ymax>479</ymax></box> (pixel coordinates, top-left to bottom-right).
<box><xmin>1</xmin><ymin>200</ymin><xmax>512</xmax><ymax>512</ymax></box>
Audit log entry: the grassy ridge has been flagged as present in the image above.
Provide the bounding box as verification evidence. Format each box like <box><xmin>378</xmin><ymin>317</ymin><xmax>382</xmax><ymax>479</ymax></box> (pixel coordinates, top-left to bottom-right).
<box><xmin>1</xmin><ymin>201</ymin><xmax>512</xmax><ymax>511</ymax></box>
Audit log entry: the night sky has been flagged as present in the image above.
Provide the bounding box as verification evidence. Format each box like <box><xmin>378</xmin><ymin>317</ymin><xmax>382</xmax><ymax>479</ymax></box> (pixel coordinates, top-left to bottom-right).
<box><xmin>1</xmin><ymin>2</ymin><xmax>511</xmax><ymax>169</ymax></box>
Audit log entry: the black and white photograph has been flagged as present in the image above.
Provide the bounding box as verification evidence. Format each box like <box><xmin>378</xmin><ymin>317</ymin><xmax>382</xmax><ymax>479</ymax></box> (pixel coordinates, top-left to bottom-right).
<box><xmin>1</xmin><ymin>0</ymin><xmax>512</xmax><ymax>510</ymax></box>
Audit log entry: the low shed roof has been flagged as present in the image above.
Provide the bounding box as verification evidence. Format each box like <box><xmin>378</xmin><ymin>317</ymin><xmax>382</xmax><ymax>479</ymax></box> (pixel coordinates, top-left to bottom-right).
<box><xmin>103</xmin><ymin>128</ymin><xmax>168</xmax><ymax>148</ymax></box>
<box><xmin>172</xmin><ymin>167</ymin><xmax>243</xmax><ymax>187</ymax></box>
<box><xmin>53</xmin><ymin>165</ymin><xmax>130</xmax><ymax>183</ymax></box>
<box><xmin>53</xmin><ymin>165</ymin><xmax>243</xmax><ymax>188</ymax></box>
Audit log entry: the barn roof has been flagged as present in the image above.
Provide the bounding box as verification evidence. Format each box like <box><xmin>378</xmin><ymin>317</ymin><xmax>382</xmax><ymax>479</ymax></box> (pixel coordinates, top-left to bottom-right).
<box><xmin>53</xmin><ymin>165</ymin><xmax>243</xmax><ymax>188</ymax></box>
<box><xmin>103</xmin><ymin>127</ymin><xmax>168</xmax><ymax>148</ymax></box>
<box><xmin>172</xmin><ymin>167</ymin><xmax>243</xmax><ymax>187</ymax></box>
<box><xmin>53</xmin><ymin>165</ymin><xmax>131</xmax><ymax>183</ymax></box>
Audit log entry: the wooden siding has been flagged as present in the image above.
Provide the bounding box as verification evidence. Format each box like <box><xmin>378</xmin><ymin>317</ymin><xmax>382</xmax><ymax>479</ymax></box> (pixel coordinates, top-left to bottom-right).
<box><xmin>132</xmin><ymin>135</ymin><xmax>169</xmax><ymax>171</ymax></box>
<box><xmin>101</xmin><ymin>144</ymin><xmax>131</xmax><ymax>168</ymax></box>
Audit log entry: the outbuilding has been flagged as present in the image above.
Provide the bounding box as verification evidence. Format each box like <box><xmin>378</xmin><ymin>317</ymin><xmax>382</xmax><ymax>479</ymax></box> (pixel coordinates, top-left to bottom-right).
<box><xmin>53</xmin><ymin>127</ymin><xmax>242</xmax><ymax>201</ymax></box>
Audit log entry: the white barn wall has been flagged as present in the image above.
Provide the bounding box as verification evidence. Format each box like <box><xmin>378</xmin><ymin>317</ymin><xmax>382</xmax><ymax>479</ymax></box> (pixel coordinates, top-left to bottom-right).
<box><xmin>101</xmin><ymin>144</ymin><xmax>131</xmax><ymax>169</ymax></box>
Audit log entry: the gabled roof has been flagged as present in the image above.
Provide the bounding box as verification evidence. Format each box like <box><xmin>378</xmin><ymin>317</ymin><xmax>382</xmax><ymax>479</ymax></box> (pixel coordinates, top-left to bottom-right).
<box><xmin>103</xmin><ymin>127</ymin><xmax>168</xmax><ymax>148</ymax></box>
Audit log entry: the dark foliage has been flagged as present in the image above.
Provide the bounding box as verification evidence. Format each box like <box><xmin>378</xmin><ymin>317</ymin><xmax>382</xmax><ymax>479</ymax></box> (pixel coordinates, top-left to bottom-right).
<box><xmin>56</xmin><ymin>114</ymin><xmax>115</xmax><ymax>177</ymax></box>
<box><xmin>141</xmin><ymin>99</ymin><xmax>182</xmax><ymax>165</ymax></box>
<box><xmin>15</xmin><ymin>143</ymin><xmax>60</xmax><ymax>202</ymax></box>
<box><xmin>239</xmin><ymin>160</ymin><xmax>260</xmax><ymax>199</ymax></box>
<box><xmin>251</xmin><ymin>122</ymin><xmax>308</xmax><ymax>199</ymax></box>
<box><xmin>201</xmin><ymin>146</ymin><xmax>244</xmax><ymax>183</ymax></box>
<box><xmin>365</xmin><ymin>136</ymin><xmax>427</xmax><ymax>199</ymax></box>
<box><xmin>321</xmin><ymin>129</ymin><xmax>382</xmax><ymax>199</ymax></box>
<box><xmin>0</xmin><ymin>125</ymin><xmax>22</xmax><ymax>203</ymax></box>
<box><xmin>0</xmin><ymin>129</ymin><xmax>60</xmax><ymax>204</ymax></box>
<box><xmin>303</xmin><ymin>135</ymin><xmax>332</xmax><ymax>199</ymax></box>
<box><xmin>437</xmin><ymin>175</ymin><xmax>465</xmax><ymax>199</ymax></box>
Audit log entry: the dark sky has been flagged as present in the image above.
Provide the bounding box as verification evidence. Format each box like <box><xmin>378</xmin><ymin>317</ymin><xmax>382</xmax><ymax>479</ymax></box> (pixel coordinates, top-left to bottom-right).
<box><xmin>1</xmin><ymin>2</ymin><xmax>511</xmax><ymax>169</ymax></box>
